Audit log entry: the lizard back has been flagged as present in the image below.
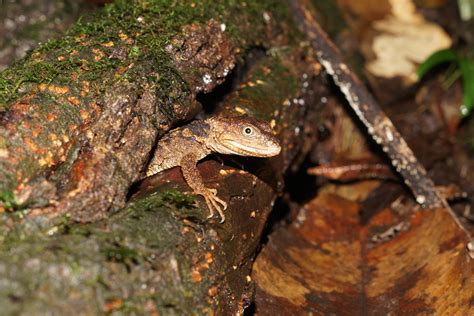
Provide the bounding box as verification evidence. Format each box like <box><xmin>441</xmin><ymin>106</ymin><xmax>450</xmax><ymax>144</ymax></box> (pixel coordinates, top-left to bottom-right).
<box><xmin>145</xmin><ymin>120</ymin><xmax>212</xmax><ymax>176</ymax></box>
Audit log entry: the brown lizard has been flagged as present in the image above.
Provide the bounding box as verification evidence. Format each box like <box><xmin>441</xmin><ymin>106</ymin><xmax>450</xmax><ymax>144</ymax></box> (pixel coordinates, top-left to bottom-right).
<box><xmin>145</xmin><ymin>116</ymin><xmax>281</xmax><ymax>222</ymax></box>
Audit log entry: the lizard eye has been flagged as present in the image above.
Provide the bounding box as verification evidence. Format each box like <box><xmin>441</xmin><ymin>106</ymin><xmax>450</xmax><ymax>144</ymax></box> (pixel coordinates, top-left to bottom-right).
<box><xmin>243</xmin><ymin>126</ymin><xmax>254</xmax><ymax>136</ymax></box>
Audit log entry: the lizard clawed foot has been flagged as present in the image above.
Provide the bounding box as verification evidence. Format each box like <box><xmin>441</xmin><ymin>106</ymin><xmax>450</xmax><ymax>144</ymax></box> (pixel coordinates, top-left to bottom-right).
<box><xmin>197</xmin><ymin>188</ymin><xmax>227</xmax><ymax>223</ymax></box>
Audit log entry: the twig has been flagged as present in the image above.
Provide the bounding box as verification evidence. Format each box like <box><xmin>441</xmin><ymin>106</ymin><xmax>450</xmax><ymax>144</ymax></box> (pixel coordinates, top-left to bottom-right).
<box><xmin>288</xmin><ymin>0</ymin><xmax>474</xmax><ymax>251</ymax></box>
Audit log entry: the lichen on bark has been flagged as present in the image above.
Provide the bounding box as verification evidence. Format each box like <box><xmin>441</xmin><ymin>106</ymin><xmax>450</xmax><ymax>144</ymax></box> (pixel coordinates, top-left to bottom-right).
<box><xmin>0</xmin><ymin>0</ymin><xmax>291</xmax><ymax>220</ymax></box>
<box><xmin>0</xmin><ymin>0</ymin><xmax>327</xmax><ymax>314</ymax></box>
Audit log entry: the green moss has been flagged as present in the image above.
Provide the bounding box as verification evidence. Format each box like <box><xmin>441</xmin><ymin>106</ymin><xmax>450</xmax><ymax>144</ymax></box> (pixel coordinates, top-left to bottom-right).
<box><xmin>104</xmin><ymin>245</ymin><xmax>141</xmax><ymax>265</ymax></box>
<box><xmin>123</xmin><ymin>189</ymin><xmax>201</xmax><ymax>222</ymax></box>
<box><xmin>0</xmin><ymin>190</ymin><xmax>17</xmax><ymax>211</ymax></box>
<box><xmin>128</xmin><ymin>45</ymin><xmax>141</xmax><ymax>59</ymax></box>
<box><xmin>227</xmin><ymin>49</ymin><xmax>300</xmax><ymax>120</ymax></box>
<box><xmin>0</xmin><ymin>0</ymin><xmax>291</xmax><ymax>108</ymax></box>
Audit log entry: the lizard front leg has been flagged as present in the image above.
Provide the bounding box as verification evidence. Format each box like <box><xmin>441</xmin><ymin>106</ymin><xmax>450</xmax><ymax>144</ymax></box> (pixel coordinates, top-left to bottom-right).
<box><xmin>180</xmin><ymin>153</ymin><xmax>228</xmax><ymax>222</ymax></box>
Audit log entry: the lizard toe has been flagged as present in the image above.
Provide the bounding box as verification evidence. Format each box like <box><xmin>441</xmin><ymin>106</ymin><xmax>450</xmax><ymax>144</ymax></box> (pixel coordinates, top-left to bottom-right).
<box><xmin>201</xmin><ymin>188</ymin><xmax>227</xmax><ymax>222</ymax></box>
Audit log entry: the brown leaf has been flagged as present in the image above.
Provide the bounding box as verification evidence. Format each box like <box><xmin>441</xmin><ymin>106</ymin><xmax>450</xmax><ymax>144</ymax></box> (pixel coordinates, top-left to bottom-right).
<box><xmin>253</xmin><ymin>184</ymin><xmax>473</xmax><ymax>314</ymax></box>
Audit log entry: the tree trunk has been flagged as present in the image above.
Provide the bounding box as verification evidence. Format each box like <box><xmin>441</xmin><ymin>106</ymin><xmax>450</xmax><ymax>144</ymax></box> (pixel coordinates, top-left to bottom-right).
<box><xmin>0</xmin><ymin>0</ymin><xmax>325</xmax><ymax>314</ymax></box>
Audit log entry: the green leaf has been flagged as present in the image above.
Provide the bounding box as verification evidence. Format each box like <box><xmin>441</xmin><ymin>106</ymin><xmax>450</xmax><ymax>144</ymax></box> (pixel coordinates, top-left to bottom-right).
<box><xmin>417</xmin><ymin>48</ymin><xmax>458</xmax><ymax>79</ymax></box>
<box><xmin>458</xmin><ymin>56</ymin><xmax>474</xmax><ymax>117</ymax></box>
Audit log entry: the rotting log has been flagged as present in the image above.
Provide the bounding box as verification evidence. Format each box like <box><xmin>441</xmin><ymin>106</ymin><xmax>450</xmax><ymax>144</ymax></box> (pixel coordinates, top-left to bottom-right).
<box><xmin>0</xmin><ymin>0</ymin><xmax>327</xmax><ymax>314</ymax></box>
<box><xmin>0</xmin><ymin>0</ymin><xmax>290</xmax><ymax>221</ymax></box>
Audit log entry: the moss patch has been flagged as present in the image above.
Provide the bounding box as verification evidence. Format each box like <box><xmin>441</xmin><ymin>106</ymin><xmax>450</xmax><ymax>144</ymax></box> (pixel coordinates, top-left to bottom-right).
<box><xmin>0</xmin><ymin>0</ymin><xmax>291</xmax><ymax>108</ymax></box>
<box><xmin>0</xmin><ymin>189</ymin><xmax>218</xmax><ymax>314</ymax></box>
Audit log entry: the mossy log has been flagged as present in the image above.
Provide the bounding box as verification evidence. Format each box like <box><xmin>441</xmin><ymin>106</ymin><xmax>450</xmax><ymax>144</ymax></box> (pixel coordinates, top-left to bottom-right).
<box><xmin>0</xmin><ymin>0</ymin><xmax>326</xmax><ymax>314</ymax></box>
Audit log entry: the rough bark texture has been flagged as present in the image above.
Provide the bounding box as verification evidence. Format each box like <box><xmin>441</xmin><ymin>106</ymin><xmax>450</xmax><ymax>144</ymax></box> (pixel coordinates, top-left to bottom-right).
<box><xmin>0</xmin><ymin>0</ymin><xmax>288</xmax><ymax>220</ymax></box>
<box><xmin>0</xmin><ymin>0</ymin><xmax>325</xmax><ymax>314</ymax></box>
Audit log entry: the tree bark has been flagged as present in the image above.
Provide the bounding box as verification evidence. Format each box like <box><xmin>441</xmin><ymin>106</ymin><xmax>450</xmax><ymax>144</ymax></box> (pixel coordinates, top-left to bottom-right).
<box><xmin>0</xmin><ymin>0</ymin><xmax>325</xmax><ymax>314</ymax></box>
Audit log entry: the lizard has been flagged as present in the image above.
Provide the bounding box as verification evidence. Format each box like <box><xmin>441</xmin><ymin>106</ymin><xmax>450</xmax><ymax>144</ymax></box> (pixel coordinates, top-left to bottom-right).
<box><xmin>144</xmin><ymin>116</ymin><xmax>282</xmax><ymax>223</ymax></box>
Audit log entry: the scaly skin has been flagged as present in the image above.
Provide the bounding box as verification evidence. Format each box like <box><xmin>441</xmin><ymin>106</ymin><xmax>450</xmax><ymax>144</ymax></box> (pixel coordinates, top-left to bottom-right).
<box><xmin>145</xmin><ymin>116</ymin><xmax>281</xmax><ymax>222</ymax></box>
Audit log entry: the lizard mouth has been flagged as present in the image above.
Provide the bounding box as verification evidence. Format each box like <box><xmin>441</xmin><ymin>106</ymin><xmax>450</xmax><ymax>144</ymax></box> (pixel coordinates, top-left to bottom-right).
<box><xmin>222</xmin><ymin>139</ymin><xmax>281</xmax><ymax>157</ymax></box>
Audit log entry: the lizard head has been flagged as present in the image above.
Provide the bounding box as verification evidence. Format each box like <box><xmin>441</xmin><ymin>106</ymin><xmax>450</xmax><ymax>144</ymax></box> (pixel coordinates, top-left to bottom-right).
<box><xmin>207</xmin><ymin>116</ymin><xmax>281</xmax><ymax>157</ymax></box>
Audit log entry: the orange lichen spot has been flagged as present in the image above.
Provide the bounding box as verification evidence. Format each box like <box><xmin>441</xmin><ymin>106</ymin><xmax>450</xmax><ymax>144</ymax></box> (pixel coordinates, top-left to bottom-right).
<box><xmin>40</xmin><ymin>84</ymin><xmax>69</xmax><ymax>95</ymax></box>
<box><xmin>12</xmin><ymin>102</ymin><xmax>29</xmax><ymax>114</ymax></box>
<box><xmin>103</xmin><ymin>298</ymin><xmax>122</xmax><ymax>312</ymax></box>
<box><xmin>16</xmin><ymin>182</ymin><xmax>26</xmax><ymax>192</ymax></box>
<box><xmin>92</xmin><ymin>48</ymin><xmax>105</xmax><ymax>61</ymax></box>
<box><xmin>46</xmin><ymin>113</ymin><xmax>57</xmax><ymax>122</ymax></box>
<box><xmin>67</xmin><ymin>96</ymin><xmax>80</xmax><ymax>106</ymax></box>
<box><xmin>89</xmin><ymin>102</ymin><xmax>100</xmax><ymax>113</ymax></box>
<box><xmin>0</xmin><ymin>149</ymin><xmax>8</xmax><ymax>159</ymax></box>
<box><xmin>118</xmin><ymin>31</ymin><xmax>129</xmax><ymax>41</ymax></box>
<box><xmin>32</xmin><ymin>127</ymin><xmax>42</xmax><ymax>138</ymax></box>
<box><xmin>80</xmin><ymin>109</ymin><xmax>89</xmax><ymax>120</ymax></box>
<box><xmin>101</xmin><ymin>41</ymin><xmax>114</xmax><ymax>47</ymax></box>
<box><xmin>312</xmin><ymin>62</ymin><xmax>322</xmax><ymax>73</ymax></box>
<box><xmin>62</xmin><ymin>135</ymin><xmax>70</xmax><ymax>143</ymax></box>
<box><xmin>38</xmin><ymin>158</ymin><xmax>47</xmax><ymax>166</ymax></box>
<box><xmin>52</xmin><ymin>139</ymin><xmax>62</xmax><ymax>147</ymax></box>
<box><xmin>74</xmin><ymin>34</ymin><xmax>87</xmax><ymax>42</ymax></box>
<box><xmin>208</xmin><ymin>286</ymin><xmax>218</xmax><ymax>297</ymax></box>
<box><xmin>198</xmin><ymin>262</ymin><xmax>210</xmax><ymax>271</ymax></box>
<box><xmin>22</xmin><ymin>121</ymin><xmax>31</xmax><ymax>129</ymax></box>
<box><xmin>192</xmin><ymin>269</ymin><xmax>202</xmax><ymax>283</ymax></box>
<box><xmin>80</xmin><ymin>81</ymin><xmax>90</xmax><ymax>97</ymax></box>
<box><xmin>70</xmin><ymin>72</ymin><xmax>78</xmax><ymax>81</ymax></box>
<box><xmin>205</xmin><ymin>252</ymin><xmax>214</xmax><ymax>264</ymax></box>
<box><xmin>31</xmin><ymin>51</ymin><xmax>42</xmax><ymax>61</ymax></box>
<box><xmin>24</xmin><ymin>138</ymin><xmax>38</xmax><ymax>152</ymax></box>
